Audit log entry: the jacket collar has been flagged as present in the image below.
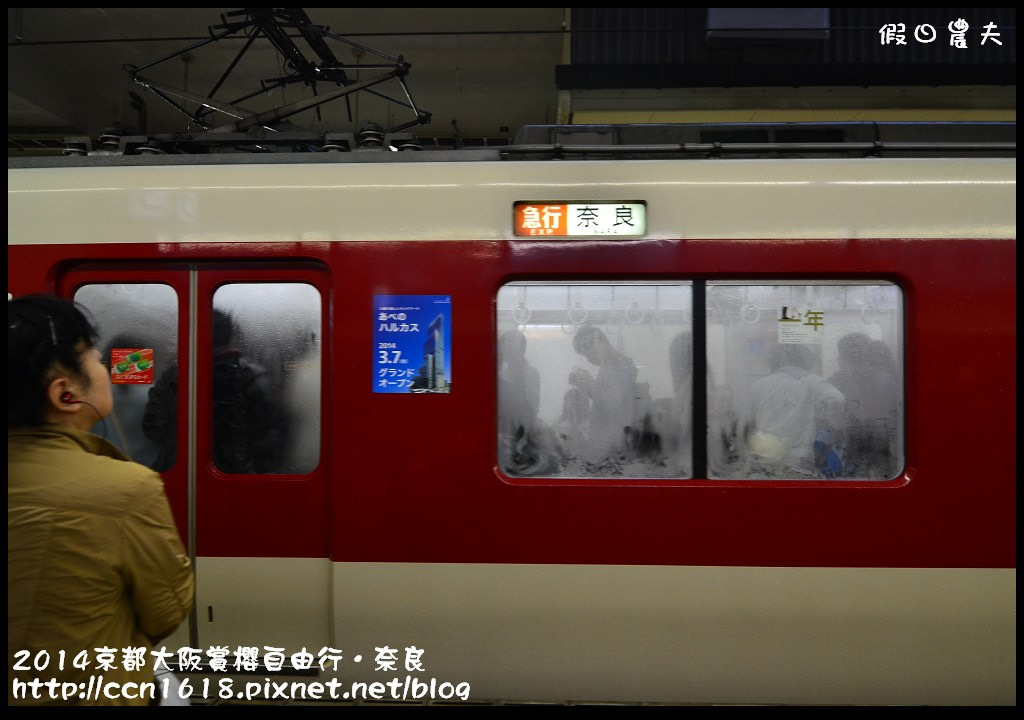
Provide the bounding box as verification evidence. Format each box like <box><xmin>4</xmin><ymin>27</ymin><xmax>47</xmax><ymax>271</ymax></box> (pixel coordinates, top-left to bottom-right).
<box><xmin>8</xmin><ymin>424</ymin><xmax>131</xmax><ymax>462</ymax></box>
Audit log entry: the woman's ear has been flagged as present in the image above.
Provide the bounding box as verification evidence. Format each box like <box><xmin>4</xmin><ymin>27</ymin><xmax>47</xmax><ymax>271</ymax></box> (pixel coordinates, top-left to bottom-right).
<box><xmin>46</xmin><ymin>377</ymin><xmax>79</xmax><ymax>414</ymax></box>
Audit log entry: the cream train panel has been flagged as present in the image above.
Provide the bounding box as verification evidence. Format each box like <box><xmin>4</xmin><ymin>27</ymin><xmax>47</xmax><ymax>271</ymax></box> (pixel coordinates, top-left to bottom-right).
<box><xmin>8</xmin><ymin>158</ymin><xmax>1016</xmax><ymax>245</ymax></box>
<box><xmin>187</xmin><ymin>558</ymin><xmax>1015</xmax><ymax>705</ymax></box>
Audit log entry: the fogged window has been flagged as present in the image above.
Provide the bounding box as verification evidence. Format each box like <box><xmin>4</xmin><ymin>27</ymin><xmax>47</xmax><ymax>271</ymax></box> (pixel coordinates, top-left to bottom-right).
<box><xmin>211</xmin><ymin>284</ymin><xmax>322</xmax><ymax>474</ymax></box>
<box><xmin>497</xmin><ymin>280</ymin><xmax>904</xmax><ymax>482</ymax></box>
<box><xmin>74</xmin><ymin>283</ymin><xmax>178</xmax><ymax>471</ymax></box>
<box><xmin>497</xmin><ymin>282</ymin><xmax>693</xmax><ymax>479</ymax></box>
<box><xmin>706</xmin><ymin>282</ymin><xmax>903</xmax><ymax>480</ymax></box>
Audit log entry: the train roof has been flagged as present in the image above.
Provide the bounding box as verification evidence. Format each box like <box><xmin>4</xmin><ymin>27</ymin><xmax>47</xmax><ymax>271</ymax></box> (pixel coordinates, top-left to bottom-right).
<box><xmin>7</xmin><ymin>121</ymin><xmax>1015</xmax><ymax>169</ymax></box>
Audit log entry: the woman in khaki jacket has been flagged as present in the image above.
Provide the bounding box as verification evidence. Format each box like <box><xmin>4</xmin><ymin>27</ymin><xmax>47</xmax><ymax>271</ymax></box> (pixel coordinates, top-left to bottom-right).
<box><xmin>8</xmin><ymin>294</ymin><xmax>194</xmax><ymax>706</ymax></box>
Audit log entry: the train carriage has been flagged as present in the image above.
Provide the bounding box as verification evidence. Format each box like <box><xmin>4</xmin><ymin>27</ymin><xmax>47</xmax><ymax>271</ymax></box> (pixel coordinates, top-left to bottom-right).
<box><xmin>7</xmin><ymin>122</ymin><xmax>1016</xmax><ymax>705</ymax></box>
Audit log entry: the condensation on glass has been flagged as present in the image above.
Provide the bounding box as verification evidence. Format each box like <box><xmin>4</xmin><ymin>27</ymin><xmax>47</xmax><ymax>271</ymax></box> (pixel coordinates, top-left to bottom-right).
<box><xmin>212</xmin><ymin>283</ymin><xmax>322</xmax><ymax>474</ymax></box>
<box><xmin>74</xmin><ymin>282</ymin><xmax>322</xmax><ymax>476</ymax></box>
<box><xmin>496</xmin><ymin>280</ymin><xmax>903</xmax><ymax>482</ymax></box>
<box><xmin>74</xmin><ymin>283</ymin><xmax>178</xmax><ymax>471</ymax></box>
<box><xmin>497</xmin><ymin>282</ymin><xmax>694</xmax><ymax>479</ymax></box>
<box><xmin>706</xmin><ymin>281</ymin><xmax>903</xmax><ymax>480</ymax></box>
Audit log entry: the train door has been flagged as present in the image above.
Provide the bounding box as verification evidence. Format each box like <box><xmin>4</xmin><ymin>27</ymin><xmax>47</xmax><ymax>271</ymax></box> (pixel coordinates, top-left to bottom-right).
<box><xmin>62</xmin><ymin>262</ymin><xmax>331</xmax><ymax>659</ymax></box>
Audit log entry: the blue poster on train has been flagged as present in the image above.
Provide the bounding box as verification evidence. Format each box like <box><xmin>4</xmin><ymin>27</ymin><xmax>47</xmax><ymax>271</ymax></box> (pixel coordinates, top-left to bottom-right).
<box><xmin>373</xmin><ymin>295</ymin><xmax>452</xmax><ymax>393</ymax></box>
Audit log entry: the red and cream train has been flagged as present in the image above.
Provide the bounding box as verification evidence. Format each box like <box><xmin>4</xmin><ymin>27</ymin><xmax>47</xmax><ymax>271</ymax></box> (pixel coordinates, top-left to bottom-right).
<box><xmin>7</xmin><ymin>122</ymin><xmax>1015</xmax><ymax>705</ymax></box>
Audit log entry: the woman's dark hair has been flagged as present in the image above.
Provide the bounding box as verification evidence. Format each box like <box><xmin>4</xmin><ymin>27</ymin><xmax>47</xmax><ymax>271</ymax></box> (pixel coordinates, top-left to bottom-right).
<box><xmin>8</xmin><ymin>294</ymin><xmax>99</xmax><ymax>427</ymax></box>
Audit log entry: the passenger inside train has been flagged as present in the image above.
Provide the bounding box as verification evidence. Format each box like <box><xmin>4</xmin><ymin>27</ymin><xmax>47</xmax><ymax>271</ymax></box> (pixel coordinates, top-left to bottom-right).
<box><xmin>143</xmin><ymin>308</ymin><xmax>288</xmax><ymax>474</ymax></box>
<box><xmin>739</xmin><ymin>342</ymin><xmax>845</xmax><ymax>479</ymax></box>
<box><xmin>498</xmin><ymin>328</ymin><xmax>562</xmax><ymax>476</ymax></box>
<box><xmin>827</xmin><ymin>333</ymin><xmax>900</xmax><ymax>479</ymax></box>
<box><xmin>571</xmin><ymin>324</ymin><xmax>642</xmax><ymax>465</ymax></box>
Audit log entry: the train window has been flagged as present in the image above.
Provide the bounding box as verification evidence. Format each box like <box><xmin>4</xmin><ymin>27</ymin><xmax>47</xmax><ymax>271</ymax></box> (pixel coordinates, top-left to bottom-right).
<box><xmin>497</xmin><ymin>280</ymin><xmax>904</xmax><ymax>482</ymax></box>
<box><xmin>497</xmin><ymin>282</ymin><xmax>694</xmax><ymax>479</ymax></box>
<box><xmin>706</xmin><ymin>281</ymin><xmax>904</xmax><ymax>480</ymax></box>
<box><xmin>211</xmin><ymin>283</ymin><xmax>322</xmax><ymax>475</ymax></box>
<box><xmin>73</xmin><ymin>283</ymin><xmax>179</xmax><ymax>471</ymax></box>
